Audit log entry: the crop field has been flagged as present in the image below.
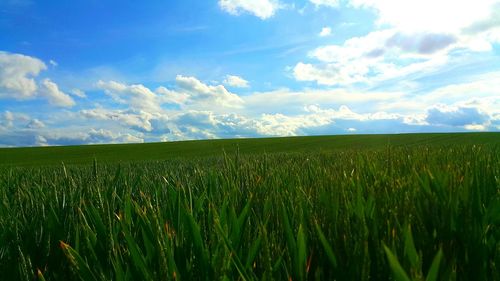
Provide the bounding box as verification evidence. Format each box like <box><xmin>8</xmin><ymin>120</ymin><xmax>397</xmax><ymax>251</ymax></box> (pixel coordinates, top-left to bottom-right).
<box><xmin>0</xmin><ymin>133</ymin><xmax>499</xmax><ymax>280</ymax></box>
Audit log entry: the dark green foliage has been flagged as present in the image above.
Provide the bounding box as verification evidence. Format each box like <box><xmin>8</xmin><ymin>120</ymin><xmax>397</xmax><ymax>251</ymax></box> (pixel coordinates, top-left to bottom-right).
<box><xmin>0</xmin><ymin>134</ymin><xmax>499</xmax><ymax>280</ymax></box>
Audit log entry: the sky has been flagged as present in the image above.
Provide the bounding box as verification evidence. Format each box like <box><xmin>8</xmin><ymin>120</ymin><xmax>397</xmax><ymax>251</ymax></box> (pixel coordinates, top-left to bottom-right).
<box><xmin>0</xmin><ymin>0</ymin><xmax>499</xmax><ymax>146</ymax></box>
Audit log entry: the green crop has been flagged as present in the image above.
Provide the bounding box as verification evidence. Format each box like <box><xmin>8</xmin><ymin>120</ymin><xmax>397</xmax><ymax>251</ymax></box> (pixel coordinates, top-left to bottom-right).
<box><xmin>0</xmin><ymin>133</ymin><xmax>499</xmax><ymax>280</ymax></box>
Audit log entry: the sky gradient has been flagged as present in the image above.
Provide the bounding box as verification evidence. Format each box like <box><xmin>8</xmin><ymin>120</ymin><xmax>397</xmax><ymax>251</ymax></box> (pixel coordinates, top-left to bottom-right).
<box><xmin>1</xmin><ymin>0</ymin><xmax>499</xmax><ymax>146</ymax></box>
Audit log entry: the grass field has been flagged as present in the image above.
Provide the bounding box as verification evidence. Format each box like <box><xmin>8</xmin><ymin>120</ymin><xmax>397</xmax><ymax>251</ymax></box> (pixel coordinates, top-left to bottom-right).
<box><xmin>0</xmin><ymin>133</ymin><xmax>499</xmax><ymax>280</ymax></box>
<box><xmin>1</xmin><ymin>132</ymin><xmax>499</xmax><ymax>166</ymax></box>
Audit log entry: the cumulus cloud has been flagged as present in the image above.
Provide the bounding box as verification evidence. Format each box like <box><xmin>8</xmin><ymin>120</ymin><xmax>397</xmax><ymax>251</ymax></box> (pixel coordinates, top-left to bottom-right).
<box><xmin>0</xmin><ymin>51</ymin><xmax>46</xmax><ymax>99</ymax></box>
<box><xmin>223</xmin><ymin>75</ymin><xmax>250</xmax><ymax>88</ymax></box>
<box><xmin>97</xmin><ymin>76</ymin><xmax>241</xmax><ymax>113</ymax></box>
<box><xmin>250</xmin><ymin>105</ymin><xmax>409</xmax><ymax>136</ymax></box>
<box><xmin>0</xmin><ymin>127</ymin><xmax>144</xmax><ymax>147</ymax></box>
<box><xmin>81</xmin><ymin>108</ymin><xmax>154</xmax><ymax>132</ymax></box>
<box><xmin>155</xmin><ymin>86</ymin><xmax>189</xmax><ymax>104</ymax></box>
<box><xmin>97</xmin><ymin>80</ymin><xmax>163</xmax><ymax>112</ymax></box>
<box><xmin>167</xmin><ymin>110</ymin><xmax>325</xmax><ymax>139</ymax></box>
<box><xmin>40</xmin><ymin>79</ymin><xmax>76</xmax><ymax>107</ymax></box>
<box><xmin>319</xmin><ymin>27</ymin><xmax>332</xmax><ymax>37</ymax></box>
<box><xmin>84</xmin><ymin>75</ymin><xmax>246</xmax><ymax>139</ymax></box>
<box><xmin>0</xmin><ymin>52</ymin><xmax>77</xmax><ymax>106</ymax></box>
<box><xmin>26</xmin><ymin>129</ymin><xmax>145</xmax><ymax>146</ymax></box>
<box><xmin>176</xmin><ymin>75</ymin><xmax>244</xmax><ymax>107</ymax></box>
<box><xmin>87</xmin><ymin>128</ymin><xmax>144</xmax><ymax>144</ymax></box>
<box><xmin>425</xmin><ymin>105</ymin><xmax>489</xmax><ymax>127</ymax></box>
<box><xmin>168</xmin><ymin>105</ymin><xmax>409</xmax><ymax>140</ymax></box>
<box><xmin>218</xmin><ymin>0</ymin><xmax>282</xmax><ymax>19</ymax></box>
<box><xmin>310</xmin><ymin>0</ymin><xmax>339</xmax><ymax>7</ymax></box>
<box><xmin>176</xmin><ymin>111</ymin><xmax>218</xmax><ymax>129</ymax></box>
<box><xmin>26</xmin><ymin>118</ymin><xmax>45</xmax><ymax>129</ymax></box>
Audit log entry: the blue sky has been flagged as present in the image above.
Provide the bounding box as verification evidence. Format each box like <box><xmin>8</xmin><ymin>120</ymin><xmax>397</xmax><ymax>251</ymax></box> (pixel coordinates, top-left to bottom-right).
<box><xmin>1</xmin><ymin>0</ymin><xmax>499</xmax><ymax>146</ymax></box>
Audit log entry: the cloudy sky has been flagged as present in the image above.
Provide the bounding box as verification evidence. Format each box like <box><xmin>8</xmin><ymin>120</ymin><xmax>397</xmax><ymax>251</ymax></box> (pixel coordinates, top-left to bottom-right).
<box><xmin>1</xmin><ymin>0</ymin><xmax>499</xmax><ymax>146</ymax></box>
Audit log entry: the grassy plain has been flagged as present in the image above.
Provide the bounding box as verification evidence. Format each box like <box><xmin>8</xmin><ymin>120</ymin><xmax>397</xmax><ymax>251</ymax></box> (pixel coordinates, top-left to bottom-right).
<box><xmin>0</xmin><ymin>133</ymin><xmax>499</xmax><ymax>280</ymax></box>
<box><xmin>1</xmin><ymin>132</ymin><xmax>499</xmax><ymax>166</ymax></box>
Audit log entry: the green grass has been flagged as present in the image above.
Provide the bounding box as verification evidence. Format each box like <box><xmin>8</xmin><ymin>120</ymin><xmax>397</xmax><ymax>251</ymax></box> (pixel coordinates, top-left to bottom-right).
<box><xmin>0</xmin><ymin>133</ymin><xmax>499</xmax><ymax>280</ymax></box>
<box><xmin>1</xmin><ymin>132</ymin><xmax>499</xmax><ymax>166</ymax></box>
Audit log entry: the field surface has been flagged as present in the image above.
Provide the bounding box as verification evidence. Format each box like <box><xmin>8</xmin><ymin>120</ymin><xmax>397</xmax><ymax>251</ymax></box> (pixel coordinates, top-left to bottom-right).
<box><xmin>1</xmin><ymin>132</ymin><xmax>499</xmax><ymax>166</ymax></box>
<box><xmin>0</xmin><ymin>133</ymin><xmax>499</xmax><ymax>280</ymax></box>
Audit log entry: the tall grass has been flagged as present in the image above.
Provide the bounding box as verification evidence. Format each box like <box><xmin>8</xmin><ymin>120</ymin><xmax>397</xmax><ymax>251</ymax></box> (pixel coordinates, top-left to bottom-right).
<box><xmin>0</xmin><ymin>145</ymin><xmax>499</xmax><ymax>280</ymax></box>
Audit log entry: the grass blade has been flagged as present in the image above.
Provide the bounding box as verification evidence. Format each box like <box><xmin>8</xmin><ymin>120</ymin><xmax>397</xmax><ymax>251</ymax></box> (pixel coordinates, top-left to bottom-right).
<box><xmin>383</xmin><ymin>243</ymin><xmax>411</xmax><ymax>281</ymax></box>
<box><xmin>425</xmin><ymin>248</ymin><xmax>443</xmax><ymax>281</ymax></box>
<box><xmin>60</xmin><ymin>241</ymin><xmax>98</xmax><ymax>281</ymax></box>
<box><xmin>314</xmin><ymin>222</ymin><xmax>337</xmax><ymax>268</ymax></box>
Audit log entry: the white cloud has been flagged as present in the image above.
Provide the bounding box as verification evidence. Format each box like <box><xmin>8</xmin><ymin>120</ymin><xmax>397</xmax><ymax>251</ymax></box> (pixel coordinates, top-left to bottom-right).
<box><xmin>348</xmin><ymin>0</ymin><xmax>498</xmax><ymax>33</ymax></box>
<box><xmin>310</xmin><ymin>0</ymin><xmax>339</xmax><ymax>7</ymax></box>
<box><xmin>97</xmin><ymin>76</ymin><xmax>242</xmax><ymax>113</ymax></box>
<box><xmin>294</xmin><ymin>28</ymin><xmax>455</xmax><ymax>86</ymax></box>
<box><xmin>28</xmin><ymin>129</ymin><xmax>145</xmax><ymax>146</ymax></box>
<box><xmin>176</xmin><ymin>75</ymin><xmax>244</xmax><ymax>108</ymax></box>
<box><xmin>0</xmin><ymin>52</ymin><xmax>81</xmax><ymax>106</ymax></box>
<box><xmin>244</xmin><ymin>87</ymin><xmax>404</xmax><ymax>115</ymax></box>
<box><xmin>248</xmin><ymin>104</ymin><xmax>405</xmax><ymax>136</ymax></box>
<box><xmin>319</xmin><ymin>27</ymin><xmax>332</xmax><ymax>37</ymax></box>
<box><xmin>223</xmin><ymin>75</ymin><xmax>250</xmax><ymax>88</ymax></box>
<box><xmin>87</xmin><ymin>128</ymin><xmax>144</xmax><ymax>144</ymax></box>
<box><xmin>377</xmin><ymin>71</ymin><xmax>500</xmax><ymax>115</ymax></box>
<box><xmin>386</xmin><ymin>32</ymin><xmax>457</xmax><ymax>55</ymax></box>
<box><xmin>40</xmin><ymin>79</ymin><xmax>76</xmax><ymax>107</ymax></box>
<box><xmin>293</xmin><ymin>1</ymin><xmax>500</xmax><ymax>88</ymax></box>
<box><xmin>71</xmin><ymin>88</ymin><xmax>87</xmax><ymax>98</ymax></box>
<box><xmin>219</xmin><ymin>0</ymin><xmax>282</xmax><ymax>19</ymax></box>
<box><xmin>462</xmin><ymin>5</ymin><xmax>500</xmax><ymax>49</ymax></box>
<box><xmin>2</xmin><ymin>111</ymin><xmax>15</xmax><ymax>128</ymax></box>
<box><xmin>26</xmin><ymin>118</ymin><xmax>45</xmax><ymax>129</ymax></box>
<box><xmin>0</xmin><ymin>51</ymin><xmax>46</xmax><ymax>99</ymax></box>
<box><xmin>294</xmin><ymin>30</ymin><xmax>390</xmax><ymax>85</ymax></box>
<box><xmin>304</xmin><ymin>104</ymin><xmax>400</xmax><ymax>121</ymax></box>
<box><xmin>293</xmin><ymin>61</ymin><xmax>369</xmax><ymax>85</ymax></box>
<box><xmin>148</xmin><ymin>110</ymin><xmax>257</xmax><ymax>140</ymax></box>
<box><xmin>49</xmin><ymin>60</ymin><xmax>58</xmax><ymax>67</ymax></box>
<box><xmin>155</xmin><ymin>86</ymin><xmax>189</xmax><ymax>104</ymax></box>
<box><xmin>464</xmin><ymin>124</ymin><xmax>487</xmax><ymax>131</ymax></box>
<box><xmin>35</xmin><ymin>135</ymin><xmax>48</xmax><ymax>146</ymax></box>
<box><xmin>311</xmin><ymin>29</ymin><xmax>394</xmax><ymax>62</ymax></box>
<box><xmin>81</xmin><ymin>108</ymin><xmax>154</xmax><ymax>132</ymax></box>
<box><xmin>87</xmin><ymin>75</ymin><xmax>247</xmax><ymax>139</ymax></box>
<box><xmin>97</xmin><ymin>80</ymin><xmax>163</xmax><ymax>112</ymax></box>
<box><xmin>425</xmin><ymin>104</ymin><xmax>489</xmax><ymax>127</ymax></box>
<box><xmin>80</xmin><ymin>104</ymin><xmax>386</xmax><ymax>141</ymax></box>
<box><xmin>0</xmin><ymin>111</ymin><xmax>30</xmax><ymax>129</ymax></box>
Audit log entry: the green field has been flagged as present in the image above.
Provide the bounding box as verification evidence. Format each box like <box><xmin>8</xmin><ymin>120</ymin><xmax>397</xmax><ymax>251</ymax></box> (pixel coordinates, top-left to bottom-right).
<box><xmin>0</xmin><ymin>133</ymin><xmax>499</xmax><ymax>280</ymax></box>
<box><xmin>1</xmin><ymin>132</ymin><xmax>499</xmax><ymax>166</ymax></box>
